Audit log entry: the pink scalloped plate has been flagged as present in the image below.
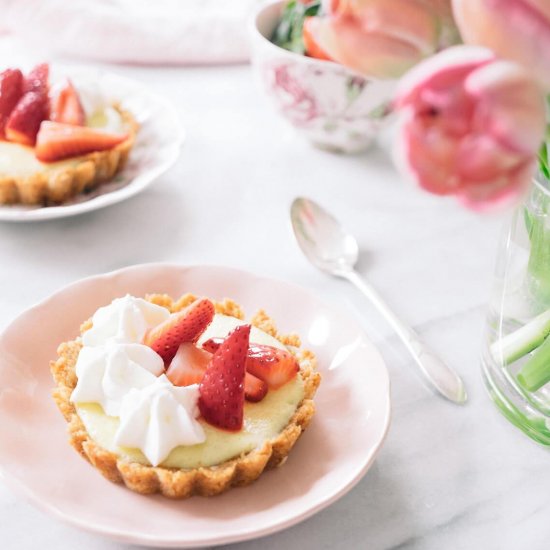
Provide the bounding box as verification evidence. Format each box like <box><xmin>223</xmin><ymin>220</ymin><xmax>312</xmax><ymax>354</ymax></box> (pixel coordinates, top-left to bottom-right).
<box><xmin>0</xmin><ymin>264</ymin><xmax>391</xmax><ymax>547</ymax></box>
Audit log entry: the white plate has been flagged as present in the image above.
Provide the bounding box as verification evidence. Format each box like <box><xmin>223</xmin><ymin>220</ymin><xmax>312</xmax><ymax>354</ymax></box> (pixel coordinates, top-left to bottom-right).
<box><xmin>0</xmin><ymin>69</ymin><xmax>184</xmax><ymax>222</ymax></box>
<box><xmin>0</xmin><ymin>263</ymin><xmax>391</xmax><ymax>547</ymax></box>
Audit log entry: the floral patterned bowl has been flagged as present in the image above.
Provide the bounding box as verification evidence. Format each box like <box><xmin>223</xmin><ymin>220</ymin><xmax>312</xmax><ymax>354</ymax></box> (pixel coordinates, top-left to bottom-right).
<box><xmin>249</xmin><ymin>0</ymin><xmax>396</xmax><ymax>154</ymax></box>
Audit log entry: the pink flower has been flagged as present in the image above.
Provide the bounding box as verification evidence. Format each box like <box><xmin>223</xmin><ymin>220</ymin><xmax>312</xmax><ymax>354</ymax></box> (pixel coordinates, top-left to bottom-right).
<box><xmin>452</xmin><ymin>0</ymin><xmax>550</xmax><ymax>91</ymax></box>
<box><xmin>393</xmin><ymin>46</ymin><xmax>546</xmax><ymax>211</ymax></box>
<box><xmin>307</xmin><ymin>0</ymin><xmax>441</xmax><ymax>79</ymax></box>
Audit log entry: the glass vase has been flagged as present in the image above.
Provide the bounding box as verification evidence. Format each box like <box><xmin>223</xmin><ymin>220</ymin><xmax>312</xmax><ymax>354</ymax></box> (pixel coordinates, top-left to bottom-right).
<box><xmin>482</xmin><ymin>171</ymin><xmax>550</xmax><ymax>444</ymax></box>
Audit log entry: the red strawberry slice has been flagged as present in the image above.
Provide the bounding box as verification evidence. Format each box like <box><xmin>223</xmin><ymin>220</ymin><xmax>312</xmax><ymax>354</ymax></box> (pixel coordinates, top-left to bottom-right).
<box><xmin>144</xmin><ymin>298</ymin><xmax>215</xmax><ymax>366</ymax></box>
<box><xmin>202</xmin><ymin>337</ymin><xmax>226</xmax><ymax>354</ymax></box>
<box><xmin>23</xmin><ymin>63</ymin><xmax>49</xmax><ymax>94</ymax></box>
<box><xmin>50</xmin><ymin>79</ymin><xmax>85</xmax><ymax>126</ymax></box>
<box><xmin>199</xmin><ymin>324</ymin><xmax>250</xmax><ymax>431</ymax></box>
<box><xmin>5</xmin><ymin>89</ymin><xmax>49</xmax><ymax>146</ymax></box>
<box><xmin>34</xmin><ymin>121</ymin><xmax>128</xmax><ymax>162</ymax></box>
<box><xmin>0</xmin><ymin>69</ymin><xmax>23</xmax><ymax>137</ymax></box>
<box><xmin>203</xmin><ymin>338</ymin><xmax>299</xmax><ymax>390</ymax></box>
<box><xmin>244</xmin><ymin>373</ymin><xmax>268</xmax><ymax>402</ymax></box>
<box><xmin>166</xmin><ymin>342</ymin><xmax>212</xmax><ymax>386</ymax></box>
<box><xmin>171</xmin><ymin>340</ymin><xmax>268</xmax><ymax>402</ymax></box>
<box><xmin>246</xmin><ymin>344</ymin><xmax>299</xmax><ymax>389</ymax></box>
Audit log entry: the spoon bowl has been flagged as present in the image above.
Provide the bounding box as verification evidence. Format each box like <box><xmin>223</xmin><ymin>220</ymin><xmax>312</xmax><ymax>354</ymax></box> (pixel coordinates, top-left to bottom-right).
<box><xmin>291</xmin><ymin>198</ymin><xmax>358</xmax><ymax>275</ymax></box>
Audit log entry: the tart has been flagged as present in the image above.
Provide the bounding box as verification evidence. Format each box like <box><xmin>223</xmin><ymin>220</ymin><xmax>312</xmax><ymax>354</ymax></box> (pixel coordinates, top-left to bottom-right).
<box><xmin>0</xmin><ymin>63</ymin><xmax>138</xmax><ymax>206</ymax></box>
<box><xmin>50</xmin><ymin>293</ymin><xmax>321</xmax><ymax>498</ymax></box>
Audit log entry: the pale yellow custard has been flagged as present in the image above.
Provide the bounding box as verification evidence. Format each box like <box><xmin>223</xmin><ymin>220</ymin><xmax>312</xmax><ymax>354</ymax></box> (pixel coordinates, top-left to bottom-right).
<box><xmin>73</xmin><ymin>314</ymin><xmax>305</xmax><ymax>469</ymax></box>
<box><xmin>0</xmin><ymin>141</ymin><xmax>81</xmax><ymax>177</ymax></box>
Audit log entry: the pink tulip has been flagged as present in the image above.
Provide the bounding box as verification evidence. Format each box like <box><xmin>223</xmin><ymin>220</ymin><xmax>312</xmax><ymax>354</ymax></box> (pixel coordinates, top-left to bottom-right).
<box><xmin>393</xmin><ymin>46</ymin><xmax>546</xmax><ymax>211</ymax></box>
<box><xmin>308</xmin><ymin>0</ymin><xmax>441</xmax><ymax>79</ymax></box>
<box><xmin>452</xmin><ymin>0</ymin><xmax>550</xmax><ymax>91</ymax></box>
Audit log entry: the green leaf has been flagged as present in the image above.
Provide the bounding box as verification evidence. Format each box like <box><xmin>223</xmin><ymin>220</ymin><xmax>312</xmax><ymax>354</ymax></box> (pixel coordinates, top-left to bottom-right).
<box><xmin>271</xmin><ymin>0</ymin><xmax>322</xmax><ymax>55</ymax></box>
<box><xmin>539</xmin><ymin>140</ymin><xmax>550</xmax><ymax>180</ymax></box>
<box><xmin>526</xmin><ymin>172</ymin><xmax>550</xmax><ymax>306</ymax></box>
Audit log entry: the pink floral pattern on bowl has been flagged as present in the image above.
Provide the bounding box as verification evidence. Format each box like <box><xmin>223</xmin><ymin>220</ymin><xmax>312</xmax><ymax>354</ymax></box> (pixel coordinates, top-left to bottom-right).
<box><xmin>271</xmin><ymin>64</ymin><xmax>319</xmax><ymax>125</ymax></box>
<box><xmin>250</xmin><ymin>1</ymin><xmax>396</xmax><ymax>153</ymax></box>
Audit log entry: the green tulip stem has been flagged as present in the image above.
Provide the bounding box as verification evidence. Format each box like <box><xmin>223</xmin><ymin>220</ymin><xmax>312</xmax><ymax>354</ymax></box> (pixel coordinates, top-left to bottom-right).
<box><xmin>490</xmin><ymin>308</ymin><xmax>550</xmax><ymax>366</ymax></box>
<box><xmin>518</xmin><ymin>336</ymin><xmax>550</xmax><ymax>392</ymax></box>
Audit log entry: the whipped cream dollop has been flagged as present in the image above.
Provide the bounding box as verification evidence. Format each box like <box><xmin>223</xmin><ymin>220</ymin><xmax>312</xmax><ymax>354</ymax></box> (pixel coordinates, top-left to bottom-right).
<box><xmin>73</xmin><ymin>78</ymin><xmax>125</xmax><ymax>133</ymax></box>
<box><xmin>82</xmin><ymin>295</ymin><xmax>170</xmax><ymax>347</ymax></box>
<box><xmin>71</xmin><ymin>343</ymin><xmax>164</xmax><ymax>416</ymax></box>
<box><xmin>114</xmin><ymin>374</ymin><xmax>206</xmax><ymax>466</ymax></box>
<box><xmin>73</xmin><ymin>77</ymin><xmax>109</xmax><ymax>118</ymax></box>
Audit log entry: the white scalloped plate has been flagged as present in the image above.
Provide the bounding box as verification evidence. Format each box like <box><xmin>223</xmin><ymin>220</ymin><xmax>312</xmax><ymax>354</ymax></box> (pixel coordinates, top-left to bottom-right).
<box><xmin>0</xmin><ymin>68</ymin><xmax>184</xmax><ymax>222</ymax></box>
<box><xmin>0</xmin><ymin>264</ymin><xmax>391</xmax><ymax>546</ymax></box>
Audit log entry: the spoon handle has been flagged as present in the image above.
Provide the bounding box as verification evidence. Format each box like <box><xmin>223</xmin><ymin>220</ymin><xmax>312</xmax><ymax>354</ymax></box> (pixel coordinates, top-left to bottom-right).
<box><xmin>342</xmin><ymin>269</ymin><xmax>467</xmax><ymax>404</ymax></box>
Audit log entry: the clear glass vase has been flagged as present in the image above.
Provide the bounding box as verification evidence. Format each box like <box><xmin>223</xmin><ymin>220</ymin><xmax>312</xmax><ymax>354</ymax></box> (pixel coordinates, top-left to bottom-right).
<box><xmin>482</xmin><ymin>171</ymin><xmax>550</xmax><ymax>444</ymax></box>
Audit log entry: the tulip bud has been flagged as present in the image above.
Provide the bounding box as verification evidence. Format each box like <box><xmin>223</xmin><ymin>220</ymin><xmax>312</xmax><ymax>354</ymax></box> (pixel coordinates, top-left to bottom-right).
<box><xmin>309</xmin><ymin>0</ymin><xmax>440</xmax><ymax>79</ymax></box>
<box><xmin>393</xmin><ymin>46</ymin><xmax>546</xmax><ymax>211</ymax></box>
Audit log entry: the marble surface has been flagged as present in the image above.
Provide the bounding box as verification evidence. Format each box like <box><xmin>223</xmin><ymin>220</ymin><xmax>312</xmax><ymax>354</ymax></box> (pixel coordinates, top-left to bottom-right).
<box><xmin>0</xmin><ymin>45</ymin><xmax>548</xmax><ymax>550</ymax></box>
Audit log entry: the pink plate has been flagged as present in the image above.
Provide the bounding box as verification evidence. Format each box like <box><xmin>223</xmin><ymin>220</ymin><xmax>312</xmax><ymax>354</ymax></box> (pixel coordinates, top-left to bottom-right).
<box><xmin>0</xmin><ymin>264</ymin><xmax>391</xmax><ymax>547</ymax></box>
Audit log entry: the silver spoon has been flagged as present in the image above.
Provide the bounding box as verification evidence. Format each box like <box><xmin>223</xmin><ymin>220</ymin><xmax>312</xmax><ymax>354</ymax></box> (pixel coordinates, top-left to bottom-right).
<box><xmin>291</xmin><ymin>197</ymin><xmax>467</xmax><ymax>405</ymax></box>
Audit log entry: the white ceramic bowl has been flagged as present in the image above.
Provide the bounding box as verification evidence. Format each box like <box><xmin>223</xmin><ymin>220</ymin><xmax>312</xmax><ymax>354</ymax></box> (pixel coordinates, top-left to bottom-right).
<box><xmin>249</xmin><ymin>1</ymin><xmax>396</xmax><ymax>154</ymax></box>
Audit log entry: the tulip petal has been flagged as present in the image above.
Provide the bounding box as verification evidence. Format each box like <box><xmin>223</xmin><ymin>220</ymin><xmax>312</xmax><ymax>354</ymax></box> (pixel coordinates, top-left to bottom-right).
<box><xmin>457</xmin><ymin>134</ymin><xmax>524</xmax><ymax>182</ymax></box>
<box><xmin>343</xmin><ymin>0</ymin><xmax>439</xmax><ymax>54</ymax></box>
<box><xmin>394</xmin><ymin>45</ymin><xmax>494</xmax><ymax>107</ymax></box>
<box><xmin>398</xmin><ymin>113</ymin><xmax>466</xmax><ymax>195</ymax></box>
<box><xmin>457</xmin><ymin>161</ymin><xmax>534</xmax><ymax>212</ymax></box>
<box><xmin>311</xmin><ymin>0</ymin><xmax>439</xmax><ymax>78</ymax></box>
<box><xmin>453</xmin><ymin>0</ymin><xmax>550</xmax><ymax>91</ymax></box>
<box><xmin>312</xmin><ymin>16</ymin><xmax>432</xmax><ymax>79</ymax></box>
<box><xmin>465</xmin><ymin>60</ymin><xmax>546</xmax><ymax>155</ymax></box>
<box><xmin>524</xmin><ymin>0</ymin><xmax>550</xmax><ymax>21</ymax></box>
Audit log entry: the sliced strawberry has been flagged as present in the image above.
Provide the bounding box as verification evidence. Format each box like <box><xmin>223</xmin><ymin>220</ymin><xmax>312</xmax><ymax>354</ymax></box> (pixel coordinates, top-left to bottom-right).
<box><xmin>202</xmin><ymin>337</ymin><xmax>224</xmax><ymax>354</ymax></box>
<box><xmin>199</xmin><ymin>324</ymin><xmax>250</xmax><ymax>431</ymax></box>
<box><xmin>203</xmin><ymin>338</ymin><xmax>299</xmax><ymax>390</ymax></box>
<box><xmin>246</xmin><ymin>344</ymin><xmax>299</xmax><ymax>389</ymax></box>
<box><xmin>23</xmin><ymin>63</ymin><xmax>49</xmax><ymax>94</ymax></box>
<box><xmin>166</xmin><ymin>342</ymin><xmax>211</xmax><ymax>386</ymax></box>
<box><xmin>302</xmin><ymin>17</ymin><xmax>333</xmax><ymax>61</ymax></box>
<box><xmin>35</xmin><ymin>121</ymin><xmax>128</xmax><ymax>162</ymax></box>
<box><xmin>143</xmin><ymin>298</ymin><xmax>215</xmax><ymax>366</ymax></box>
<box><xmin>0</xmin><ymin>69</ymin><xmax>23</xmax><ymax>137</ymax></box>
<box><xmin>5</xmin><ymin>90</ymin><xmax>49</xmax><ymax>146</ymax></box>
<box><xmin>244</xmin><ymin>373</ymin><xmax>268</xmax><ymax>402</ymax></box>
<box><xmin>50</xmin><ymin>79</ymin><xmax>85</xmax><ymax>126</ymax></box>
<box><xmin>172</xmin><ymin>340</ymin><xmax>268</xmax><ymax>402</ymax></box>
<box><xmin>202</xmin><ymin>337</ymin><xmax>223</xmax><ymax>354</ymax></box>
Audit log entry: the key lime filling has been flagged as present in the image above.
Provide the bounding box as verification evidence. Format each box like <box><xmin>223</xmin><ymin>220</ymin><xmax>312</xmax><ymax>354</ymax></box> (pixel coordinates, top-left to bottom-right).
<box><xmin>74</xmin><ymin>314</ymin><xmax>305</xmax><ymax>469</ymax></box>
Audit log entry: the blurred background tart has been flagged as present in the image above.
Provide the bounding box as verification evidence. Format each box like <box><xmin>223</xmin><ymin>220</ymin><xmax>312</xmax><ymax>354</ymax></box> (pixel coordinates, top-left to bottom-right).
<box><xmin>0</xmin><ymin>63</ymin><xmax>138</xmax><ymax>206</ymax></box>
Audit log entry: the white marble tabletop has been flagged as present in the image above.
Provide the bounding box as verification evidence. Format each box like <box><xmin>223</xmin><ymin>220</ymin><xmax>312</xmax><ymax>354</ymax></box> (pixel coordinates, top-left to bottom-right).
<box><xmin>0</xmin><ymin>48</ymin><xmax>548</xmax><ymax>550</ymax></box>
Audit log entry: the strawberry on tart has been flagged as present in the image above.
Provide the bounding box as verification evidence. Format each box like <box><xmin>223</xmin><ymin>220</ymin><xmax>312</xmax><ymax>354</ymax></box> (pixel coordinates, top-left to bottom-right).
<box><xmin>0</xmin><ymin>63</ymin><xmax>137</xmax><ymax>205</ymax></box>
<box><xmin>51</xmin><ymin>294</ymin><xmax>321</xmax><ymax>498</ymax></box>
